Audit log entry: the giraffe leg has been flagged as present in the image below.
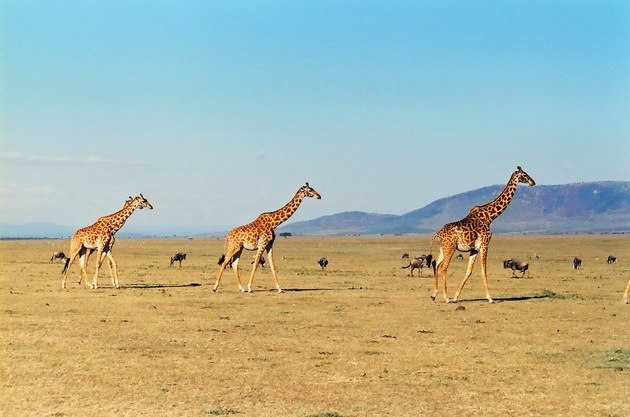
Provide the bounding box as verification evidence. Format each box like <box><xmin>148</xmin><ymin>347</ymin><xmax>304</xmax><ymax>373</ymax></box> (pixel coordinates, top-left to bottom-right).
<box><xmin>78</xmin><ymin>249</ymin><xmax>91</xmax><ymax>287</ymax></box>
<box><xmin>247</xmin><ymin>247</ymin><xmax>268</xmax><ymax>293</ymax></box>
<box><xmin>265</xmin><ymin>246</ymin><xmax>282</xmax><ymax>293</ymax></box>
<box><xmin>452</xmin><ymin>251</ymin><xmax>478</xmax><ymax>303</ymax></box>
<box><xmin>61</xmin><ymin>247</ymin><xmax>81</xmax><ymax>289</ymax></box>
<box><xmin>61</xmin><ymin>257</ymin><xmax>74</xmax><ymax>289</ymax></box>
<box><xmin>104</xmin><ymin>251</ymin><xmax>118</xmax><ymax>288</ymax></box>
<box><xmin>214</xmin><ymin>241</ymin><xmax>245</xmax><ymax>292</ymax></box>
<box><xmin>91</xmin><ymin>248</ymin><xmax>105</xmax><ymax>289</ymax></box>
<box><xmin>436</xmin><ymin>247</ymin><xmax>455</xmax><ymax>302</ymax></box>
<box><xmin>213</xmin><ymin>249</ymin><xmax>245</xmax><ymax>292</ymax></box>
<box><xmin>431</xmin><ymin>249</ymin><xmax>444</xmax><ymax>301</ymax></box>
<box><xmin>213</xmin><ymin>259</ymin><xmax>229</xmax><ymax>292</ymax></box>
<box><xmin>480</xmin><ymin>249</ymin><xmax>493</xmax><ymax>303</ymax></box>
<box><xmin>230</xmin><ymin>255</ymin><xmax>246</xmax><ymax>292</ymax></box>
<box><xmin>623</xmin><ymin>277</ymin><xmax>630</xmax><ymax>304</ymax></box>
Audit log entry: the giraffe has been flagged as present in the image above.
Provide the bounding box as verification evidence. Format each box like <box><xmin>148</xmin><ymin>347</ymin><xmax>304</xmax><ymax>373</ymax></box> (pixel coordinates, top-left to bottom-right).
<box><xmin>61</xmin><ymin>194</ymin><xmax>153</xmax><ymax>289</ymax></box>
<box><xmin>623</xmin><ymin>277</ymin><xmax>630</xmax><ymax>304</ymax></box>
<box><xmin>429</xmin><ymin>166</ymin><xmax>535</xmax><ymax>303</ymax></box>
<box><xmin>213</xmin><ymin>182</ymin><xmax>321</xmax><ymax>293</ymax></box>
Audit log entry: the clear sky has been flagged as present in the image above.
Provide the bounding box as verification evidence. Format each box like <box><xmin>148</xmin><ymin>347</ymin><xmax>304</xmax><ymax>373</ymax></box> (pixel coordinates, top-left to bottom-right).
<box><xmin>1</xmin><ymin>1</ymin><xmax>629</xmax><ymax>234</ymax></box>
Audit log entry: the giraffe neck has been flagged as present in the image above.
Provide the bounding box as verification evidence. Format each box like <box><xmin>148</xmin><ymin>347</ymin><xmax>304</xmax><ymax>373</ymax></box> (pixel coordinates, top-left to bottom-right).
<box><xmin>263</xmin><ymin>191</ymin><xmax>305</xmax><ymax>229</ymax></box>
<box><xmin>99</xmin><ymin>203</ymin><xmax>137</xmax><ymax>235</ymax></box>
<box><xmin>473</xmin><ymin>173</ymin><xmax>519</xmax><ymax>223</ymax></box>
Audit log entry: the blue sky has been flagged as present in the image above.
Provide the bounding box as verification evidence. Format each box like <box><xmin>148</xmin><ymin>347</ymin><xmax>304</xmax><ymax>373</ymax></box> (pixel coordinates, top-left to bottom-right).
<box><xmin>1</xmin><ymin>1</ymin><xmax>629</xmax><ymax>234</ymax></box>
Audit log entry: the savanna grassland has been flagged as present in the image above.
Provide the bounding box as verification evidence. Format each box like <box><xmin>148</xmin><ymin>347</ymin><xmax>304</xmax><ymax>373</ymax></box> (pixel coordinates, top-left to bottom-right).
<box><xmin>1</xmin><ymin>234</ymin><xmax>628</xmax><ymax>417</ymax></box>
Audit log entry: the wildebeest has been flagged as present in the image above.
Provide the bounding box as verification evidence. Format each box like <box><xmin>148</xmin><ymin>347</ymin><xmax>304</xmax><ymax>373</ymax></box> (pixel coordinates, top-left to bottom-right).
<box><xmin>401</xmin><ymin>253</ymin><xmax>432</xmax><ymax>277</ymax></box>
<box><xmin>317</xmin><ymin>257</ymin><xmax>329</xmax><ymax>269</ymax></box>
<box><xmin>503</xmin><ymin>259</ymin><xmax>529</xmax><ymax>278</ymax></box>
<box><xmin>170</xmin><ymin>252</ymin><xmax>187</xmax><ymax>267</ymax></box>
<box><xmin>573</xmin><ymin>257</ymin><xmax>582</xmax><ymax>269</ymax></box>
<box><xmin>51</xmin><ymin>251</ymin><xmax>67</xmax><ymax>262</ymax></box>
<box><xmin>251</xmin><ymin>257</ymin><xmax>266</xmax><ymax>267</ymax></box>
<box><xmin>607</xmin><ymin>255</ymin><xmax>617</xmax><ymax>264</ymax></box>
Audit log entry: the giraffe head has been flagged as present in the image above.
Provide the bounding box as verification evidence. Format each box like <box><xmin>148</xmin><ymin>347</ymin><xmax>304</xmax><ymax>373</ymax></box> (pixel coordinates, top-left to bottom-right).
<box><xmin>130</xmin><ymin>194</ymin><xmax>154</xmax><ymax>210</ymax></box>
<box><xmin>299</xmin><ymin>182</ymin><xmax>322</xmax><ymax>200</ymax></box>
<box><xmin>515</xmin><ymin>166</ymin><xmax>536</xmax><ymax>186</ymax></box>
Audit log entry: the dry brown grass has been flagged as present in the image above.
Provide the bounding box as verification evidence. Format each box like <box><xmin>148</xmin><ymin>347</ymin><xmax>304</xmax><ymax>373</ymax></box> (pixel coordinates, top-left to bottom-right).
<box><xmin>1</xmin><ymin>234</ymin><xmax>629</xmax><ymax>416</ymax></box>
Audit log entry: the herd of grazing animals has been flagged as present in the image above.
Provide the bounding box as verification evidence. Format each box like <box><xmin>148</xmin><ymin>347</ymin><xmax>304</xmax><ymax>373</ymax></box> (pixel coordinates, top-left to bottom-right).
<box><xmin>57</xmin><ymin>171</ymin><xmax>628</xmax><ymax>303</ymax></box>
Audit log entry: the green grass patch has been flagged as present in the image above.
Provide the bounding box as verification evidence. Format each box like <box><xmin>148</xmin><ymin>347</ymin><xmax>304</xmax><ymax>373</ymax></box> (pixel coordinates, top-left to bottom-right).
<box><xmin>589</xmin><ymin>349</ymin><xmax>630</xmax><ymax>371</ymax></box>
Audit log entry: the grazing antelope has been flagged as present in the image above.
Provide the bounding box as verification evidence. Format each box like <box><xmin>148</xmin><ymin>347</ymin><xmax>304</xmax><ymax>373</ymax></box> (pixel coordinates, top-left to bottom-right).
<box><xmin>573</xmin><ymin>257</ymin><xmax>582</xmax><ymax>269</ymax></box>
<box><xmin>607</xmin><ymin>255</ymin><xmax>617</xmax><ymax>264</ymax></box>
<box><xmin>429</xmin><ymin>166</ymin><xmax>536</xmax><ymax>303</ymax></box>
<box><xmin>170</xmin><ymin>252</ymin><xmax>187</xmax><ymax>267</ymax></box>
<box><xmin>214</xmin><ymin>183</ymin><xmax>321</xmax><ymax>293</ymax></box>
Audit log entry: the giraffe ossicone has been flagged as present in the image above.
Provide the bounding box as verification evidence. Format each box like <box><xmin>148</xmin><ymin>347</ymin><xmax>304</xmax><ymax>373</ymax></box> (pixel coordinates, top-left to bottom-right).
<box><xmin>213</xmin><ymin>182</ymin><xmax>321</xmax><ymax>293</ymax></box>
<box><xmin>61</xmin><ymin>194</ymin><xmax>153</xmax><ymax>289</ymax></box>
<box><xmin>429</xmin><ymin>166</ymin><xmax>535</xmax><ymax>303</ymax></box>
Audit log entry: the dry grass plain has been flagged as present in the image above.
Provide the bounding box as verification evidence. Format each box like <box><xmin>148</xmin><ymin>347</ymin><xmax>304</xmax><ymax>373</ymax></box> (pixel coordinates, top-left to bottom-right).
<box><xmin>1</xmin><ymin>234</ymin><xmax>629</xmax><ymax>416</ymax></box>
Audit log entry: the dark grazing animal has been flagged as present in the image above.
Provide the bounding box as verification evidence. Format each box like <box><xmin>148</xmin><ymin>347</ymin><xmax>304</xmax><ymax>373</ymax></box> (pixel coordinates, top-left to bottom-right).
<box><xmin>317</xmin><ymin>257</ymin><xmax>329</xmax><ymax>269</ymax></box>
<box><xmin>51</xmin><ymin>251</ymin><xmax>67</xmax><ymax>262</ymax></box>
<box><xmin>170</xmin><ymin>252</ymin><xmax>187</xmax><ymax>267</ymax></box>
<box><xmin>401</xmin><ymin>253</ymin><xmax>433</xmax><ymax>277</ymax></box>
<box><xmin>218</xmin><ymin>254</ymin><xmax>265</xmax><ymax>268</ymax></box>
<box><xmin>607</xmin><ymin>255</ymin><xmax>617</xmax><ymax>264</ymax></box>
<box><xmin>573</xmin><ymin>257</ymin><xmax>582</xmax><ymax>269</ymax></box>
<box><xmin>251</xmin><ymin>257</ymin><xmax>266</xmax><ymax>267</ymax></box>
<box><xmin>503</xmin><ymin>259</ymin><xmax>529</xmax><ymax>277</ymax></box>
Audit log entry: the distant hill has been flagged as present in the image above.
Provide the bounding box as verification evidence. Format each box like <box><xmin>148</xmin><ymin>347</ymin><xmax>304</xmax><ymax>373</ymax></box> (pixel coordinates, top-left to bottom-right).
<box><xmin>277</xmin><ymin>181</ymin><xmax>630</xmax><ymax>235</ymax></box>
<box><xmin>2</xmin><ymin>182</ymin><xmax>628</xmax><ymax>238</ymax></box>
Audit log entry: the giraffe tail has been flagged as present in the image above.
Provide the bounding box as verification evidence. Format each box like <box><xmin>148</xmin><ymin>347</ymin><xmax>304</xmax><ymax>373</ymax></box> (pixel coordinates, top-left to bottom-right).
<box><xmin>218</xmin><ymin>254</ymin><xmax>225</xmax><ymax>265</ymax></box>
<box><xmin>61</xmin><ymin>257</ymin><xmax>71</xmax><ymax>274</ymax></box>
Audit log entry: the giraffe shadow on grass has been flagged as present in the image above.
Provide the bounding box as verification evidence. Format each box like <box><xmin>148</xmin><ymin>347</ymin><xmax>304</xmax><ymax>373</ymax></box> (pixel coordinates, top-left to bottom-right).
<box><xmin>119</xmin><ymin>283</ymin><xmax>202</xmax><ymax>289</ymax></box>
<box><xmin>454</xmin><ymin>291</ymin><xmax>559</xmax><ymax>303</ymax></box>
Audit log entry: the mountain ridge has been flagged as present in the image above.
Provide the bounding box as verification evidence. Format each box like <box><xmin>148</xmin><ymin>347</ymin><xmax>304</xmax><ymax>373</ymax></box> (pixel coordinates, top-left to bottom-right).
<box><xmin>278</xmin><ymin>181</ymin><xmax>630</xmax><ymax>235</ymax></box>
<box><xmin>2</xmin><ymin>181</ymin><xmax>628</xmax><ymax>238</ymax></box>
